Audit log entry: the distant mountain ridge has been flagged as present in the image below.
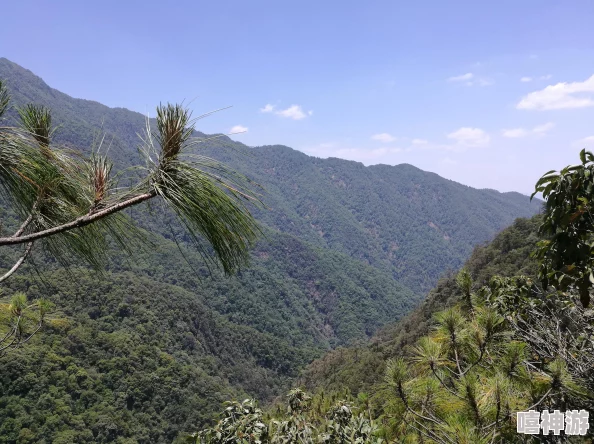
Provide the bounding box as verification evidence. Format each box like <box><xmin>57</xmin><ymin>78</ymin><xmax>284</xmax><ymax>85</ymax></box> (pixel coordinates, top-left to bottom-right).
<box><xmin>201</xmin><ymin>143</ymin><xmax>542</xmax><ymax>293</ymax></box>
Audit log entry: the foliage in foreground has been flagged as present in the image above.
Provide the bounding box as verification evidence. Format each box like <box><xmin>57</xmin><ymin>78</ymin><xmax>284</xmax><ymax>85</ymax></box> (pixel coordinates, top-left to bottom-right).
<box><xmin>382</xmin><ymin>275</ymin><xmax>592</xmax><ymax>443</ymax></box>
<box><xmin>191</xmin><ymin>389</ymin><xmax>384</xmax><ymax>443</ymax></box>
<box><xmin>207</xmin><ymin>280</ymin><xmax>591</xmax><ymax>443</ymax></box>
<box><xmin>268</xmin><ymin>278</ymin><xmax>593</xmax><ymax>443</ymax></box>
<box><xmin>533</xmin><ymin>149</ymin><xmax>594</xmax><ymax>307</ymax></box>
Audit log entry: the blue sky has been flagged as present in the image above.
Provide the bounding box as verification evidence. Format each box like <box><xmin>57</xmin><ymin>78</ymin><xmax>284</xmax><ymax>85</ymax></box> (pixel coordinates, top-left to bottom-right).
<box><xmin>2</xmin><ymin>0</ymin><xmax>594</xmax><ymax>194</ymax></box>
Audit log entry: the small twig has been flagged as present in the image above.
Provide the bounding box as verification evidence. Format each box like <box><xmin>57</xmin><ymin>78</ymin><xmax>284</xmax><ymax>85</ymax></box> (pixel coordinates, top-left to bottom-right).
<box><xmin>461</xmin><ymin>345</ymin><xmax>485</xmax><ymax>377</ymax></box>
<box><xmin>403</xmin><ymin>415</ymin><xmax>453</xmax><ymax>444</ymax></box>
<box><xmin>430</xmin><ymin>365</ymin><xmax>466</xmax><ymax>401</ymax></box>
<box><xmin>0</xmin><ymin>314</ymin><xmax>21</xmax><ymax>353</ymax></box>
<box><xmin>18</xmin><ymin>320</ymin><xmax>43</xmax><ymax>345</ymax></box>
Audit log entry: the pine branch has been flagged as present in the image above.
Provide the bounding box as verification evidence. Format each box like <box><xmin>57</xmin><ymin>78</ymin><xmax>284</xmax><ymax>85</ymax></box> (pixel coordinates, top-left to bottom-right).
<box><xmin>0</xmin><ymin>191</ymin><xmax>155</xmax><ymax>246</ymax></box>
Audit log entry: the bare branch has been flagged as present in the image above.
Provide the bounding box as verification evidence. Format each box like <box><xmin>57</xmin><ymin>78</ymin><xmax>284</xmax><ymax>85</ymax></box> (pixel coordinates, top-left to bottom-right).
<box><xmin>404</xmin><ymin>416</ymin><xmax>453</xmax><ymax>444</ymax></box>
<box><xmin>0</xmin><ymin>242</ymin><xmax>33</xmax><ymax>283</ymax></box>
<box><xmin>18</xmin><ymin>320</ymin><xmax>43</xmax><ymax>345</ymax></box>
<box><xmin>12</xmin><ymin>214</ymin><xmax>33</xmax><ymax>238</ymax></box>
<box><xmin>0</xmin><ymin>314</ymin><xmax>22</xmax><ymax>354</ymax></box>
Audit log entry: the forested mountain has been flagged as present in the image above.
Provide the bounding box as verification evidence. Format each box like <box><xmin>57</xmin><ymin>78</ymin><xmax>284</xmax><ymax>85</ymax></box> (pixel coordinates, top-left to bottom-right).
<box><xmin>291</xmin><ymin>206</ymin><xmax>593</xmax><ymax>442</ymax></box>
<box><xmin>0</xmin><ymin>58</ymin><xmax>541</xmax><ymax>294</ymax></box>
<box><xmin>0</xmin><ymin>58</ymin><xmax>542</xmax><ymax>442</ymax></box>
<box><xmin>299</xmin><ymin>216</ymin><xmax>542</xmax><ymax>396</ymax></box>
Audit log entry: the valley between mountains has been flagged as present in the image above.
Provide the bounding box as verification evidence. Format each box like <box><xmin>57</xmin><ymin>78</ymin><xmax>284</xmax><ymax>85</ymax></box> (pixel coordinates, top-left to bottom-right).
<box><xmin>0</xmin><ymin>58</ymin><xmax>541</xmax><ymax>442</ymax></box>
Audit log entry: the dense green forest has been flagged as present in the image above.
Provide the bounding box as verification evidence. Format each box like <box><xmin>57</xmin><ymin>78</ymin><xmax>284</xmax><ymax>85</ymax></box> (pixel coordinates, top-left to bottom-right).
<box><xmin>0</xmin><ymin>221</ymin><xmax>421</xmax><ymax>442</ymax></box>
<box><xmin>270</xmin><ymin>155</ymin><xmax>594</xmax><ymax>441</ymax></box>
<box><xmin>0</xmin><ymin>58</ymin><xmax>547</xmax><ymax>443</ymax></box>
<box><xmin>300</xmin><ymin>216</ymin><xmax>543</xmax><ymax>396</ymax></box>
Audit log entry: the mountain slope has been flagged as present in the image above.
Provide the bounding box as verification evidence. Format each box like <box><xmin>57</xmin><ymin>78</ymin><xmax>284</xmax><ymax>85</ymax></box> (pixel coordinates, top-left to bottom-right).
<box><xmin>205</xmin><ymin>145</ymin><xmax>541</xmax><ymax>292</ymax></box>
<box><xmin>0</xmin><ymin>57</ymin><xmax>541</xmax><ymax>294</ymax></box>
<box><xmin>299</xmin><ymin>215</ymin><xmax>542</xmax><ymax>395</ymax></box>
<box><xmin>0</xmin><ymin>228</ymin><xmax>422</xmax><ymax>443</ymax></box>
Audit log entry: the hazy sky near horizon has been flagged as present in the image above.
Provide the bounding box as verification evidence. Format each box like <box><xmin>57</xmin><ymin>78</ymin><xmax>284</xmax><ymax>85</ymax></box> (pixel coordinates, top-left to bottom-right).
<box><xmin>2</xmin><ymin>0</ymin><xmax>594</xmax><ymax>194</ymax></box>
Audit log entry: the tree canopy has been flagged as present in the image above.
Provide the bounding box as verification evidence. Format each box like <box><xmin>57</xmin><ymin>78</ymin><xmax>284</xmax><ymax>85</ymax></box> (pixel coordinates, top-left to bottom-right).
<box><xmin>533</xmin><ymin>148</ymin><xmax>594</xmax><ymax>307</ymax></box>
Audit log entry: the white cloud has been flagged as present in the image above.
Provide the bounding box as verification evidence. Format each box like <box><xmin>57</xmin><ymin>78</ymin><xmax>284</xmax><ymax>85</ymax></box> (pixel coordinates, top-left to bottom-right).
<box><xmin>448</xmin><ymin>72</ymin><xmax>474</xmax><ymax>82</ymax></box>
<box><xmin>371</xmin><ymin>133</ymin><xmax>397</xmax><ymax>143</ymax></box>
<box><xmin>302</xmin><ymin>143</ymin><xmax>405</xmax><ymax>164</ymax></box>
<box><xmin>301</xmin><ymin>142</ymin><xmax>337</xmax><ymax>157</ymax></box>
<box><xmin>501</xmin><ymin>122</ymin><xmax>555</xmax><ymax>138</ymax></box>
<box><xmin>502</xmin><ymin>128</ymin><xmax>529</xmax><ymax>138</ymax></box>
<box><xmin>522</xmin><ymin>75</ymin><xmax>552</xmax><ymax>82</ymax></box>
<box><xmin>260</xmin><ymin>104</ymin><xmax>275</xmax><ymax>113</ymax></box>
<box><xmin>406</xmin><ymin>129</ymin><xmax>491</xmax><ymax>153</ymax></box>
<box><xmin>532</xmin><ymin>122</ymin><xmax>555</xmax><ymax>134</ymax></box>
<box><xmin>334</xmin><ymin>147</ymin><xmax>402</xmax><ymax>162</ymax></box>
<box><xmin>262</xmin><ymin>103</ymin><xmax>312</xmax><ymax>119</ymax></box>
<box><xmin>476</xmin><ymin>78</ymin><xmax>494</xmax><ymax>87</ymax></box>
<box><xmin>442</xmin><ymin>157</ymin><xmax>458</xmax><ymax>165</ymax></box>
<box><xmin>448</xmin><ymin>72</ymin><xmax>492</xmax><ymax>86</ymax></box>
<box><xmin>517</xmin><ymin>74</ymin><xmax>594</xmax><ymax>110</ymax></box>
<box><xmin>230</xmin><ymin>125</ymin><xmax>248</xmax><ymax>133</ymax></box>
<box><xmin>447</xmin><ymin>127</ymin><xmax>490</xmax><ymax>147</ymax></box>
<box><xmin>576</xmin><ymin>136</ymin><xmax>594</xmax><ymax>147</ymax></box>
<box><xmin>276</xmin><ymin>105</ymin><xmax>308</xmax><ymax>120</ymax></box>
